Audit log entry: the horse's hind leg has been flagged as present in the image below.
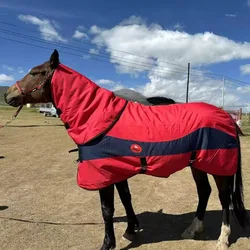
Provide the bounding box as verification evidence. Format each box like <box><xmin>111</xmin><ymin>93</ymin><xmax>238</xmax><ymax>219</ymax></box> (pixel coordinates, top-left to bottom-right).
<box><xmin>213</xmin><ymin>175</ymin><xmax>231</xmax><ymax>250</ymax></box>
<box><xmin>182</xmin><ymin>167</ymin><xmax>211</xmax><ymax>239</ymax></box>
<box><xmin>115</xmin><ymin>180</ymin><xmax>139</xmax><ymax>241</ymax></box>
<box><xmin>99</xmin><ymin>184</ymin><xmax>116</xmax><ymax>250</ymax></box>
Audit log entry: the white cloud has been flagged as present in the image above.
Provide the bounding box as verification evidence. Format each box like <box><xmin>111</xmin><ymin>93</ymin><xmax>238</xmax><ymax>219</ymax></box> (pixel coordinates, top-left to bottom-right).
<box><xmin>2</xmin><ymin>65</ymin><xmax>26</xmax><ymax>75</ymax></box>
<box><xmin>111</xmin><ymin>83</ymin><xmax>130</xmax><ymax>91</ymax></box>
<box><xmin>51</xmin><ymin>20</ymin><xmax>61</xmax><ymax>30</ymax></box>
<box><xmin>89</xmin><ymin>48</ymin><xmax>99</xmax><ymax>55</ymax></box>
<box><xmin>2</xmin><ymin>65</ymin><xmax>14</xmax><ymax>71</ymax></box>
<box><xmin>225</xmin><ymin>13</ymin><xmax>237</xmax><ymax>18</ymax></box>
<box><xmin>139</xmin><ymin>74</ymin><xmax>239</xmax><ymax>106</ymax></box>
<box><xmin>72</xmin><ymin>30</ymin><xmax>88</xmax><ymax>40</ymax></box>
<box><xmin>89</xmin><ymin>25</ymin><xmax>103</xmax><ymax>35</ymax></box>
<box><xmin>91</xmin><ymin>19</ymin><xmax>250</xmax><ymax>68</ymax></box>
<box><xmin>95</xmin><ymin>75</ymin><xmax>240</xmax><ymax>108</ymax></box>
<box><xmin>240</xmin><ymin>64</ymin><xmax>250</xmax><ymax>75</ymax></box>
<box><xmin>173</xmin><ymin>22</ymin><xmax>185</xmax><ymax>31</ymax></box>
<box><xmin>96</xmin><ymin>79</ymin><xmax>126</xmax><ymax>91</ymax></box>
<box><xmin>248</xmin><ymin>0</ymin><xmax>250</xmax><ymax>6</ymax></box>
<box><xmin>89</xmin><ymin>16</ymin><xmax>250</xmax><ymax>107</ymax></box>
<box><xmin>237</xmin><ymin>85</ymin><xmax>250</xmax><ymax>94</ymax></box>
<box><xmin>120</xmin><ymin>15</ymin><xmax>146</xmax><ymax>26</ymax></box>
<box><xmin>77</xmin><ymin>25</ymin><xmax>85</xmax><ymax>31</ymax></box>
<box><xmin>96</xmin><ymin>79</ymin><xmax>116</xmax><ymax>85</ymax></box>
<box><xmin>82</xmin><ymin>55</ymin><xmax>91</xmax><ymax>60</ymax></box>
<box><xmin>18</xmin><ymin>14</ymin><xmax>67</xmax><ymax>42</ymax></box>
<box><xmin>0</xmin><ymin>74</ymin><xmax>14</xmax><ymax>83</ymax></box>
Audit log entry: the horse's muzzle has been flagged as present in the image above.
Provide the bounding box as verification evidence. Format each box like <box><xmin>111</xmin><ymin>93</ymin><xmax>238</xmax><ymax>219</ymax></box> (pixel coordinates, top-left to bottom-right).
<box><xmin>4</xmin><ymin>92</ymin><xmax>22</xmax><ymax>107</ymax></box>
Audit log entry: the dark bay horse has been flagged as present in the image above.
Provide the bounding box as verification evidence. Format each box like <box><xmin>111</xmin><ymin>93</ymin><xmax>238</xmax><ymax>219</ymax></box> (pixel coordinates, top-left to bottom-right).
<box><xmin>4</xmin><ymin>49</ymin><xmax>249</xmax><ymax>250</ymax></box>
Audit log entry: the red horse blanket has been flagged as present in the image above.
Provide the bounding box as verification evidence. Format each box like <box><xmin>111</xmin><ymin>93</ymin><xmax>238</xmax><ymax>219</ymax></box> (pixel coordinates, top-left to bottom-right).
<box><xmin>51</xmin><ymin>64</ymin><xmax>239</xmax><ymax>190</ymax></box>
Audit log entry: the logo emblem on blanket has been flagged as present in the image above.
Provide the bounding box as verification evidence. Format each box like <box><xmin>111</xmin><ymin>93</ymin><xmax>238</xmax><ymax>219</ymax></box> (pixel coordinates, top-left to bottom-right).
<box><xmin>130</xmin><ymin>144</ymin><xmax>142</xmax><ymax>153</ymax></box>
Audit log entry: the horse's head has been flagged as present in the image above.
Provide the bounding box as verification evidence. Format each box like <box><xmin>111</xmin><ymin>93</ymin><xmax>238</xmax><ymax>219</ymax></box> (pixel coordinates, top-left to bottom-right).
<box><xmin>4</xmin><ymin>49</ymin><xmax>60</xmax><ymax>107</ymax></box>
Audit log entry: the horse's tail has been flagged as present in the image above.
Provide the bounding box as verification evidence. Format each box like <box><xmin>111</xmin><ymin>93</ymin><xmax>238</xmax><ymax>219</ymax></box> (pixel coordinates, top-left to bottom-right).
<box><xmin>235</xmin><ymin>122</ymin><xmax>244</xmax><ymax>136</ymax></box>
<box><xmin>229</xmin><ymin>132</ymin><xmax>249</xmax><ymax>228</ymax></box>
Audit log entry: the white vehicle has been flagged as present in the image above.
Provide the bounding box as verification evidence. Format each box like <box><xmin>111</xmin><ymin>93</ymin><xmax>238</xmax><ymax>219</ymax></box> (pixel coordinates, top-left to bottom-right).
<box><xmin>39</xmin><ymin>104</ymin><xmax>59</xmax><ymax>117</ymax></box>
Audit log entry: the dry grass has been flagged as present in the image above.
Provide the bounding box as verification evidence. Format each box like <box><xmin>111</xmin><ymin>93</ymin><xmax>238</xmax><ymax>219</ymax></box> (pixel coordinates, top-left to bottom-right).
<box><xmin>1</xmin><ymin>108</ymin><xmax>250</xmax><ymax>250</ymax></box>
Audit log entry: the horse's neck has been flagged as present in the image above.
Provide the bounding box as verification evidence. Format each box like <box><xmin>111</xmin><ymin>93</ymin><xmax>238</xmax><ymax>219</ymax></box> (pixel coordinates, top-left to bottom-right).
<box><xmin>50</xmin><ymin>64</ymin><xmax>127</xmax><ymax>145</ymax></box>
<box><xmin>51</xmin><ymin>64</ymin><xmax>103</xmax><ymax>124</ymax></box>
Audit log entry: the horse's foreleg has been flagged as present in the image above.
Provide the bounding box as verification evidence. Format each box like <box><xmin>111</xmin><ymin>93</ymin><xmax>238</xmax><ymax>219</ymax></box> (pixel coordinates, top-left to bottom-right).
<box><xmin>182</xmin><ymin>167</ymin><xmax>211</xmax><ymax>239</ymax></box>
<box><xmin>99</xmin><ymin>184</ymin><xmax>116</xmax><ymax>250</ymax></box>
<box><xmin>115</xmin><ymin>180</ymin><xmax>139</xmax><ymax>241</ymax></box>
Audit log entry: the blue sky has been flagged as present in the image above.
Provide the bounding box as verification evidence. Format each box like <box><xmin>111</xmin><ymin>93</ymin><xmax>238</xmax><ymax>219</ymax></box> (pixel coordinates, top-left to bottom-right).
<box><xmin>1</xmin><ymin>0</ymin><xmax>250</xmax><ymax>107</ymax></box>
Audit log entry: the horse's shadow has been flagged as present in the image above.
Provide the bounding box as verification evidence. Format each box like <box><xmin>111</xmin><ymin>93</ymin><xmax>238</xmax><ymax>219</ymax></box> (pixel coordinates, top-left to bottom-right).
<box><xmin>113</xmin><ymin>209</ymin><xmax>250</xmax><ymax>249</ymax></box>
<box><xmin>8</xmin><ymin>124</ymin><xmax>64</xmax><ymax>128</ymax></box>
<box><xmin>0</xmin><ymin>206</ymin><xmax>8</xmax><ymax>211</ymax></box>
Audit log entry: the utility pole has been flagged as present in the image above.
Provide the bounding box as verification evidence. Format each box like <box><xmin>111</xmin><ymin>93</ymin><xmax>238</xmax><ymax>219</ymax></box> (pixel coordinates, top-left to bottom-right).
<box><xmin>222</xmin><ymin>77</ymin><xmax>225</xmax><ymax>109</ymax></box>
<box><xmin>186</xmin><ymin>63</ymin><xmax>190</xmax><ymax>103</ymax></box>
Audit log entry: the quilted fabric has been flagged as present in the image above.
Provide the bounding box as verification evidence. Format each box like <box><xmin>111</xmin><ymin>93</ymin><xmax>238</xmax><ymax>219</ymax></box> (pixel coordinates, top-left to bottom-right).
<box><xmin>51</xmin><ymin>64</ymin><xmax>239</xmax><ymax>190</ymax></box>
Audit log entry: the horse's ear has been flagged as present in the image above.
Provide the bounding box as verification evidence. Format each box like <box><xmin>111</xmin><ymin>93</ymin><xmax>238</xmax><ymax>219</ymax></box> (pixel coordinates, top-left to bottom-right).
<box><xmin>50</xmin><ymin>49</ymin><xmax>60</xmax><ymax>69</ymax></box>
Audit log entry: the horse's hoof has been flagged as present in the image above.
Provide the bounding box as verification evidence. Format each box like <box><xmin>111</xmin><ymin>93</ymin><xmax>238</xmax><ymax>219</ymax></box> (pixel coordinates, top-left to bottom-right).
<box><xmin>216</xmin><ymin>241</ymin><xmax>229</xmax><ymax>250</ymax></box>
<box><xmin>181</xmin><ymin>222</ymin><xmax>204</xmax><ymax>239</ymax></box>
<box><xmin>100</xmin><ymin>246</ymin><xmax>116</xmax><ymax>250</ymax></box>
<box><xmin>134</xmin><ymin>223</ymin><xmax>140</xmax><ymax>231</ymax></box>
<box><xmin>100</xmin><ymin>243</ymin><xmax>116</xmax><ymax>250</ymax></box>
<box><xmin>181</xmin><ymin>230</ymin><xmax>195</xmax><ymax>239</ymax></box>
<box><xmin>122</xmin><ymin>231</ymin><xmax>136</xmax><ymax>242</ymax></box>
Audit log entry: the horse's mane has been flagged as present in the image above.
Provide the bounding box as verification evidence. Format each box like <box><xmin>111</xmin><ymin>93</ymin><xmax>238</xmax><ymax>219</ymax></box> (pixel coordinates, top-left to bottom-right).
<box><xmin>113</xmin><ymin>89</ymin><xmax>176</xmax><ymax>105</ymax></box>
<box><xmin>146</xmin><ymin>96</ymin><xmax>176</xmax><ymax>105</ymax></box>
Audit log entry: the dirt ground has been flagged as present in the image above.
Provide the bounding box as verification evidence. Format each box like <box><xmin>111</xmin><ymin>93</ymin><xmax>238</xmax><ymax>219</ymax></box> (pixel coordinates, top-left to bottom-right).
<box><xmin>1</xmin><ymin>108</ymin><xmax>250</xmax><ymax>250</ymax></box>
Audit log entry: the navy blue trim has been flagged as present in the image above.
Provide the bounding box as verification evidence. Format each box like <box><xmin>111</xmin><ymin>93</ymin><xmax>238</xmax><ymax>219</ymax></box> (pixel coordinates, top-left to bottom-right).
<box><xmin>78</xmin><ymin>127</ymin><xmax>238</xmax><ymax>161</ymax></box>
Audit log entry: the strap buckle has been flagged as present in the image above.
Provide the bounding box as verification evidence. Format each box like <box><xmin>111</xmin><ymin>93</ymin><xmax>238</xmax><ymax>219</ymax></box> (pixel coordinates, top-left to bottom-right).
<box><xmin>188</xmin><ymin>151</ymin><xmax>197</xmax><ymax>167</ymax></box>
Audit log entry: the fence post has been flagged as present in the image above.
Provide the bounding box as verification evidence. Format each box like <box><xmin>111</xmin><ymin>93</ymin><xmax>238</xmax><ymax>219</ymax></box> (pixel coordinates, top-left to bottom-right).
<box><xmin>222</xmin><ymin>77</ymin><xmax>225</xmax><ymax>109</ymax></box>
<box><xmin>186</xmin><ymin>63</ymin><xmax>190</xmax><ymax>103</ymax></box>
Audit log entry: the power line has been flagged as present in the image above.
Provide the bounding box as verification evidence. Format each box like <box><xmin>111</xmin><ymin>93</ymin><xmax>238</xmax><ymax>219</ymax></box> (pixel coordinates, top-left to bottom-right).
<box><xmin>1</xmin><ymin>34</ymin><xmax>247</xmax><ymax>89</ymax></box>
<box><xmin>0</xmin><ymin>36</ymin><xmax>189</xmax><ymax>79</ymax></box>
<box><xmin>224</xmin><ymin>105</ymin><xmax>249</xmax><ymax>108</ymax></box>
<box><xmin>1</xmin><ymin>21</ymin><xmax>249</xmax><ymax>86</ymax></box>
<box><xmin>2</xmin><ymin>34</ymin><xmax>248</xmax><ymax>110</ymax></box>
<box><xmin>0</xmin><ymin>21</ymin><xmax>188</xmax><ymax>70</ymax></box>
<box><xmin>1</xmin><ymin>27</ymin><xmax>249</xmax><ymax>88</ymax></box>
<box><xmin>1</xmin><ymin>20</ymin><xmax>249</xmax><ymax>85</ymax></box>
<box><xmin>190</xmin><ymin>72</ymin><xmax>249</xmax><ymax>87</ymax></box>
<box><xmin>0</xmin><ymin>28</ymin><xmax>192</xmax><ymax>76</ymax></box>
<box><xmin>3</xmin><ymin>27</ymin><xmax>249</xmax><ymax>88</ymax></box>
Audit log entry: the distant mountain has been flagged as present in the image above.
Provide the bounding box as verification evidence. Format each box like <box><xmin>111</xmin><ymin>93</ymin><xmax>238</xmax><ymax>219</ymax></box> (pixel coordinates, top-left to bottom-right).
<box><xmin>114</xmin><ymin>88</ymin><xmax>149</xmax><ymax>104</ymax></box>
<box><xmin>0</xmin><ymin>86</ymin><xmax>8</xmax><ymax>105</ymax></box>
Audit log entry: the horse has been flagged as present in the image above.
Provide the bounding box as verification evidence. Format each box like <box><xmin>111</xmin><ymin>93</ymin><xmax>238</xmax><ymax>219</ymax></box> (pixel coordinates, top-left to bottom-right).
<box><xmin>4</xmin><ymin>49</ymin><xmax>249</xmax><ymax>250</ymax></box>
